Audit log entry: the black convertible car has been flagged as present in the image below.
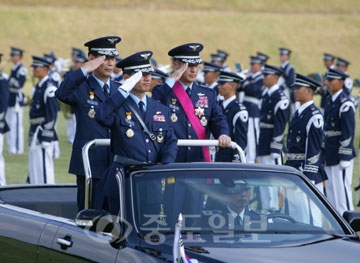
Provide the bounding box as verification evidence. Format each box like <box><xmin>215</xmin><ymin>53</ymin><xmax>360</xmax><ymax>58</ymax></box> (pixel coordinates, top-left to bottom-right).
<box><xmin>1</xmin><ymin>140</ymin><xmax>360</xmax><ymax>262</ymax></box>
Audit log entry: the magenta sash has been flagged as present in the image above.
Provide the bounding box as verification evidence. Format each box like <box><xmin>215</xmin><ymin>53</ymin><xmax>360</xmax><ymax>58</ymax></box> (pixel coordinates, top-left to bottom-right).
<box><xmin>173</xmin><ymin>81</ymin><xmax>211</xmax><ymax>162</ymax></box>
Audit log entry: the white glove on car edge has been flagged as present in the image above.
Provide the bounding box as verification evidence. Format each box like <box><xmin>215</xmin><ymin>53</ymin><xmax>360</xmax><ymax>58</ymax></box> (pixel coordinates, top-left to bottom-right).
<box><xmin>271</xmin><ymin>153</ymin><xmax>281</xmax><ymax>159</ymax></box>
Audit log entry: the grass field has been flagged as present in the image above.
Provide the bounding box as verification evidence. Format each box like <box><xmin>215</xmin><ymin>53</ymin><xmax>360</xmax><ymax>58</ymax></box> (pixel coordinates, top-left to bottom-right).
<box><xmin>1</xmin><ymin>1</ymin><xmax>360</xmax><ymax>205</ymax></box>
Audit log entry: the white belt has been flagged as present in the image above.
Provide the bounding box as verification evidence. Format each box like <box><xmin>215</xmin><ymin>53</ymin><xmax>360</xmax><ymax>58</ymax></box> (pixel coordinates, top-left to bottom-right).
<box><xmin>324</xmin><ymin>130</ymin><xmax>341</xmax><ymax>137</ymax></box>
<box><xmin>30</xmin><ymin>117</ymin><xmax>45</xmax><ymax>125</ymax></box>
<box><xmin>9</xmin><ymin>87</ymin><xmax>23</xmax><ymax>93</ymax></box>
<box><xmin>286</xmin><ymin>153</ymin><xmax>305</xmax><ymax>161</ymax></box>
<box><xmin>260</xmin><ymin>122</ymin><xmax>274</xmax><ymax>128</ymax></box>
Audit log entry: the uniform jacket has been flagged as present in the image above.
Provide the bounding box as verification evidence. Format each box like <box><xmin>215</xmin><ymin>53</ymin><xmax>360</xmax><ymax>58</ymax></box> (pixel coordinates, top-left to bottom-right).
<box><xmin>8</xmin><ymin>62</ymin><xmax>27</xmax><ymax>107</ymax></box>
<box><xmin>323</xmin><ymin>90</ymin><xmax>356</xmax><ymax>165</ymax></box>
<box><xmin>0</xmin><ymin>73</ymin><xmax>10</xmax><ymax>134</ymax></box>
<box><xmin>285</xmin><ymin>103</ymin><xmax>326</xmax><ymax>183</ymax></box>
<box><xmin>96</xmin><ymin>91</ymin><xmax>178</xmax><ymax>199</ymax></box>
<box><xmin>258</xmin><ymin>86</ymin><xmax>289</xmax><ymax>156</ymax></box>
<box><xmin>215</xmin><ymin>97</ymin><xmax>248</xmax><ymax>162</ymax></box>
<box><xmin>241</xmin><ymin>72</ymin><xmax>264</xmax><ymax>118</ymax></box>
<box><xmin>55</xmin><ymin>69</ymin><xmax>118</xmax><ymax>177</ymax></box>
<box><xmin>97</xmin><ymin>92</ymin><xmax>178</xmax><ymax>164</ymax></box>
<box><xmin>152</xmin><ymin>81</ymin><xmax>229</xmax><ymax>162</ymax></box>
<box><xmin>29</xmin><ymin>76</ymin><xmax>59</xmax><ymax>144</ymax></box>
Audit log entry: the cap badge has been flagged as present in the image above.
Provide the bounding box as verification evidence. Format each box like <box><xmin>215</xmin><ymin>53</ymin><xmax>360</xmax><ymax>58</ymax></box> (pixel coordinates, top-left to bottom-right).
<box><xmin>189</xmin><ymin>45</ymin><xmax>200</xmax><ymax>51</ymax></box>
<box><xmin>140</xmin><ymin>53</ymin><xmax>151</xmax><ymax>60</ymax></box>
<box><xmin>107</xmin><ymin>38</ymin><xmax>117</xmax><ymax>44</ymax></box>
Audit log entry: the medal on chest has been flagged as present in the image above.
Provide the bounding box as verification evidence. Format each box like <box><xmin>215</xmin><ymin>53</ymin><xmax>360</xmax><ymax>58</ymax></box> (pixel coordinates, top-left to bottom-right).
<box><xmin>125</xmin><ymin>112</ymin><xmax>134</xmax><ymax>138</ymax></box>
<box><xmin>200</xmin><ymin>116</ymin><xmax>208</xmax><ymax>126</ymax></box>
<box><xmin>89</xmin><ymin>91</ymin><xmax>95</xmax><ymax>100</ymax></box>
<box><xmin>88</xmin><ymin>106</ymin><xmax>96</xmax><ymax>118</ymax></box>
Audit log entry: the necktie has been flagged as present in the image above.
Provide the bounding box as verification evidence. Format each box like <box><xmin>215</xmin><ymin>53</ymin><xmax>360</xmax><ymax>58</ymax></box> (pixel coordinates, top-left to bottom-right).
<box><xmin>235</xmin><ymin>215</ymin><xmax>243</xmax><ymax>226</ymax></box>
<box><xmin>103</xmin><ymin>84</ymin><xmax>109</xmax><ymax>98</ymax></box>
<box><xmin>186</xmin><ymin>87</ymin><xmax>191</xmax><ymax>97</ymax></box>
<box><xmin>219</xmin><ymin>100</ymin><xmax>224</xmax><ymax>110</ymax></box>
<box><xmin>138</xmin><ymin>101</ymin><xmax>145</xmax><ymax>118</ymax></box>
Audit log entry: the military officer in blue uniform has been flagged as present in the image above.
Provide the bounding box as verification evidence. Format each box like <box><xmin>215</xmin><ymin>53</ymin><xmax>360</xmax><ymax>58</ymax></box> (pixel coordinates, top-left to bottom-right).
<box><xmin>28</xmin><ymin>56</ymin><xmax>59</xmax><ymax>184</ymax></box>
<box><xmin>323</xmin><ymin>67</ymin><xmax>356</xmax><ymax>215</ymax></box>
<box><xmin>43</xmin><ymin>51</ymin><xmax>62</xmax><ymax>159</ymax></box>
<box><xmin>61</xmin><ymin>49</ymin><xmax>87</xmax><ymax>145</ymax></box>
<box><xmin>111</xmin><ymin>57</ymin><xmax>123</xmax><ymax>84</ymax></box>
<box><xmin>149</xmin><ymin>67</ymin><xmax>168</xmax><ymax>93</ymax></box>
<box><xmin>6</xmin><ymin>47</ymin><xmax>27</xmax><ymax>154</ymax></box>
<box><xmin>55</xmin><ymin>36</ymin><xmax>122</xmax><ymax>211</ymax></box>
<box><xmin>285</xmin><ymin>73</ymin><xmax>326</xmax><ymax>225</ymax></box>
<box><xmin>285</xmin><ymin>74</ymin><xmax>326</xmax><ymax>193</ymax></box>
<box><xmin>240</xmin><ymin>55</ymin><xmax>265</xmax><ymax>163</ymax></box>
<box><xmin>278</xmin><ymin>48</ymin><xmax>296</xmax><ymax>116</ymax></box>
<box><xmin>0</xmin><ymin>53</ymin><xmax>10</xmax><ymax>185</ymax></box>
<box><xmin>96</xmin><ymin>50</ymin><xmax>178</xmax><ymax>215</ymax></box>
<box><xmin>320</xmin><ymin>53</ymin><xmax>336</xmax><ymax>109</ymax></box>
<box><xmin>152</xmin><ymin>43</ymin><xmax>231</xmax><ymax>162</ymax></box>
<box><xmin>258</xmin><ymin>64</ymin><xmax>289</xmax><ymax>212</ymax></box>
<box><xmin>258</xmin><ymin>64</ymin><xmax>289</xmax><ymax>164</ymax></box>
<box><xmin>216</xmin><ymin>49</ymin><xmax>231</xmax><ymax>72</ymax></box>
<box><xmin>335</xmin><ymin>57</ymin><xmax>353</xmax><ymax>96</ymax></box>
<box><xmin>202</xmin><ymin>61</ymin><xmax>221</xmax><ymax>96</ymax></box>
<box><xmin>256</xmin><ymin>51</ymin><xmax>270</xmax><ymax>67</ymax></box>
<box><xmin>215</xmin><ymin>71</ymin><xmax>248</xmax><ymax>162</ymax></box>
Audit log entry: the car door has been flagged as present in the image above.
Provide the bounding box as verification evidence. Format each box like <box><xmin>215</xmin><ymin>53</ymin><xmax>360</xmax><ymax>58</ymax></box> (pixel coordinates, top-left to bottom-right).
<box><xmin>0</xmin><ymin>205</ymin><xmax>49</xmax><ymax>262</ymax></box>
<box><xmin>49</xmin><ymin>221</ymin><xmax>118</xmax><ymax>262</ymax></box>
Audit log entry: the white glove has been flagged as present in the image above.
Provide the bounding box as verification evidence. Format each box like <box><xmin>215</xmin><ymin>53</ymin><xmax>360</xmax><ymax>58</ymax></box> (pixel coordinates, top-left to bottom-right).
<box><xmin>340</xmin><ymin>160</ymin><xmax>351</xmax><ymax>170</ymax></box>
<box><xmin>8</xmin><ymin>77</ymin><xmax>18</xmax><ymax>87</ymax></box>
<box><xmin>271</xmin><ymin>153</ymin><xmax>281</xmax><ymax>159</ymax></box>
<box><xmin>120</xmin><ymin>71</ymin><xmax>142</xmax><ymax>92</ymax></box>
<box><xmin>41</xmin><ymin>141</ymin><xmax>51</xmax><ymax>149</ymax></box>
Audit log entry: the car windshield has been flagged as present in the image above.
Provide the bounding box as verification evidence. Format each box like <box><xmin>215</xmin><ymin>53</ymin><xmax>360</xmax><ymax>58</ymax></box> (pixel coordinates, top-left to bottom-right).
<box><xmin>131</xmin><ymin>168</ymin><xmax>347</xmax><ymax>243</ymax></box>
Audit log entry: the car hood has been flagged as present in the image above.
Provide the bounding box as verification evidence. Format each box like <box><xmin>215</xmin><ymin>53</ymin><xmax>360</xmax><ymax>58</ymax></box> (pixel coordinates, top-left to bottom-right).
<box><xmin>182</xmin><ymin>238</ymin><xmax>359</xmax><ymax>263</ymax></box>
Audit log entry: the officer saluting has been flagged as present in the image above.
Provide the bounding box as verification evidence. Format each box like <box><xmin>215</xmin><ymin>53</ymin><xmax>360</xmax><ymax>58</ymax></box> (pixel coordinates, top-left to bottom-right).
<box><xmin>96</xmin><ymin>51</ymin><xmax>178</xmax><ymax>215</ymax></box>
<box><xmin>323</xmin><ymin>67</ymin><xmax>356</xmax><ymax>215</ymax></box>
<box><xmin>152</xmin><ymin>43</ymin><xmax>231</xmax><ymax>162</ymax></box>
<box><xmin>55</xmin><ymin>36</ymin><xmax>121</xmax><ymax>211</ymax></box>
<box><xmin>285</xmin><ymin>74</ymin><xmax>326</xmax><ymax>193</ymax></box>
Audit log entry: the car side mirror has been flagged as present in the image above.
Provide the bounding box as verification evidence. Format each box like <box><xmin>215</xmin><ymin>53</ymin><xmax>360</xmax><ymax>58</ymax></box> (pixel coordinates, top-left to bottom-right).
<box><xmin>75</xmin><ymin>209</ymin><xmax>128</xmax><ymax>247</ymax></box>
<box><xmin>343</xmin><ymin>210</ymin><xmax>360</xmax><ymax>232</ymax></box>
<box><xmin>75</xmin><ymin>209</ymin><xmax>115</xmax><ymax>232</ymax></box>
